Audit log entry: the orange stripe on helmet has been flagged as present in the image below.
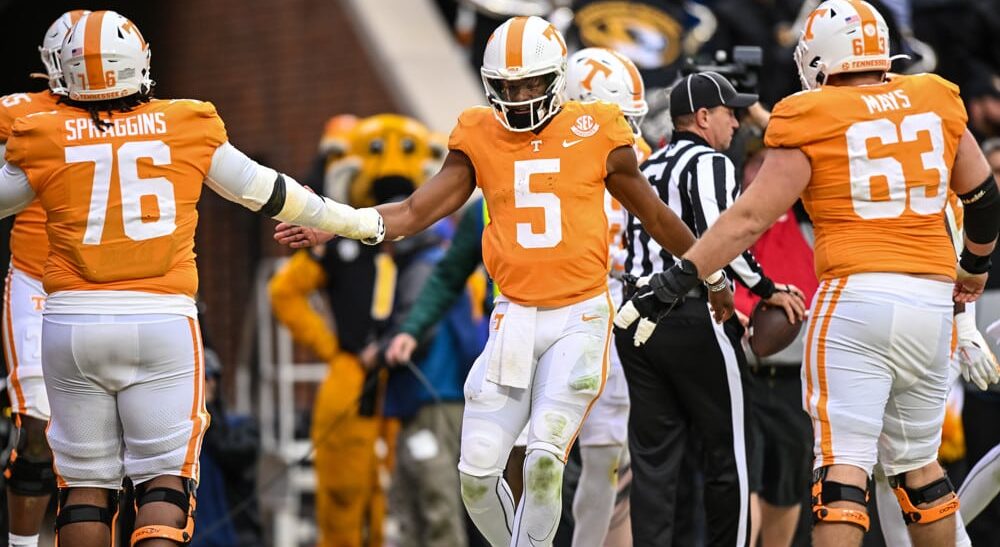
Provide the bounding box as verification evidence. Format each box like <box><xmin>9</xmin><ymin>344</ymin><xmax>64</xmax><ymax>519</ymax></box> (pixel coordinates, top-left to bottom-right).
<box><xmin>505</xmin><ymin>16</ymin><xmax>528</xmax><ymax>69</ymax></box>
<box><xmin>83</xmin><ymin>11</ymin><xmax>108</xmax><ymax>90</ymax></box>
<box><xmin>68</xmin><ymin>10</ymin><xmax>87</xmax><ymax>24</ymax></box>
<box><xmin>609</xmin><ymin>50</ymin><xmax>643</xmax><ymax>102</ymax></box>
<box><xmin>849</xmin><ymin>0</ymin><xmax>881</xmax><ymax>56</ymax></box>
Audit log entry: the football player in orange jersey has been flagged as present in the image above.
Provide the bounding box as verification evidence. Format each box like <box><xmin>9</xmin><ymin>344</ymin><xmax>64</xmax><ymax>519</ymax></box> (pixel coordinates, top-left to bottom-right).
<box><xmin>626</xmin><ymin>1</ymin><xmax>1000</xmax><ymax>546</ymax></box>
<box><xmin>276</xmin><ymin>15</ymin><xmax>733</xmax><ymax>547</ymax></box>
<box><xmin>0</xmin><ymin>11</ymin><xmax>89</xmax><ymax>547</ymax></box>
<box><xmin>0</xmin><ymin>11</ymin><xmax>385</xmax><ymax>547</ymax></box>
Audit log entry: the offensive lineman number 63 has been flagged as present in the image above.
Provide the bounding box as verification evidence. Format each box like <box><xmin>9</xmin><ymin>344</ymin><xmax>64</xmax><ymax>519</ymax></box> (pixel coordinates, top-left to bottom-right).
<box><xmin>847</xmin><ymin>112</ymin><xmax>949</xmax><ymax>219</ymax></box>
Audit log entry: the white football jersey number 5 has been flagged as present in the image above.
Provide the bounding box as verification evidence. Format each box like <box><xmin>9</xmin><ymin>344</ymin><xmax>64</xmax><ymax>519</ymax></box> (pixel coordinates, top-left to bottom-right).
<box><xmin>514</xmin><ymin>159</ymin><xmax>561</xmax><ymax>249</ymax></box>
<box><xmin>66</xmin><ymin>140</ymin><xmax>177</xmax><ymax>245</ymax></box>
<box><xmin>847</xmin><ymin>112</ymin><xmax>948</xmax><ymax>219</ymax></box>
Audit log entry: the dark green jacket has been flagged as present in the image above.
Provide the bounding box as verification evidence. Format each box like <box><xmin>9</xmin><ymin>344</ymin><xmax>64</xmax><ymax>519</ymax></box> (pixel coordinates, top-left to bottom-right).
<box><xmin>399</xmin><ymin>198</ymin><xmax>486</xmax><ymax>341</ymax></box>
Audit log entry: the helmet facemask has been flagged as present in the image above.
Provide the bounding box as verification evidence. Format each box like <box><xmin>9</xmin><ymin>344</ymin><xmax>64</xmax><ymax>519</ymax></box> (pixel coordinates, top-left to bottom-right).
<box><xmin>37</xmin><ymin>10</ymin><xmax>91</xmax><ymax>96</ymax></box>
<box><xmin>39</xmin><ymin>45</ymin><xmax>68</xmax><ymax>95</ymax></box>
<box><xmin>482</xmin><ymin>70</ymin><xmax>566</xmax><ymax>132</ymax></box>
<box><xmin>625</xmin><ymin>114</ymin><xmax>646</xmax><ymax>138</ymax></box>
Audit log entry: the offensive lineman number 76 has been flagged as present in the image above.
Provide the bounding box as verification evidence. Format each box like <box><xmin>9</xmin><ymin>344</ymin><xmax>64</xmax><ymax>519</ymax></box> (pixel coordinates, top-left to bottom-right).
<box><xmin>65</xmin><ymin>141</ymin><xmax>177</xmax><ymax>244</ymax></box>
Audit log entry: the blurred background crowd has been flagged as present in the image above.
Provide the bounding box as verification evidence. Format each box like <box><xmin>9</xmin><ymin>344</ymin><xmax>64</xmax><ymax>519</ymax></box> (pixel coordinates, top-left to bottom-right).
<box><xmin>0</xmin><ymin>0</ymin><xmax>998</xmax><ymax>545</ymax></box>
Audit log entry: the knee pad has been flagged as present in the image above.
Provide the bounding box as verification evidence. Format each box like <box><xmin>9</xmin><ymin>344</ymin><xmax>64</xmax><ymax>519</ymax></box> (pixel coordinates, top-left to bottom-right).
<box><xmin>130</xmin><ymin>479</ymin><xmax>196</xmax><ymax>546</ymax></box>
<box><xmin>888</xmin><ymin>473</ymin><xmax>960</xmax><ymax>525</ymax></box>
<box><xmin>4</xmin><ymin>416</ymin><xmax>55</xmax><ymax>496</ymax></box>
<box><xmin>523</xmin><ymin>449</ymin><xmax>564</xmax><ymax>502</ymax></box>
<box><xmin>55</xmin><ymin>488</ymin><xmax>120</xmax><ymax>536</ymax></box>
<box><xmin>460</xmin><ymin>432</ymin><xmax>505</xmax><ymax>477</ymax></box>
<box><xmin>811</xmin><ymin>467</ymin><xmax>871</xmax><ymax>532</ymax></box>
<box><xmin>460</xmin><ymin>472</ymin><xmax>502</xmax><ymax>508</ymax></box>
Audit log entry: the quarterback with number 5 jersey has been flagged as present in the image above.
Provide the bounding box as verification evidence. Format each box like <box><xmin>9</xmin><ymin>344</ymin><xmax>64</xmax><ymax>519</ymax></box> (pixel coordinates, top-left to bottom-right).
<box><xmin>655</xmin><ymin>1</ymin><xmax>1000</xmax><ymax>546</ymax></box>
<box><xmin>276</xmin><ymin>15</ymin><xmax>733</xmax><ymax>547</ymax></box>
<box><xmin>0</xmin><ymin>10</ymin><xmax>381</xmax><ymax>547</ymax></box>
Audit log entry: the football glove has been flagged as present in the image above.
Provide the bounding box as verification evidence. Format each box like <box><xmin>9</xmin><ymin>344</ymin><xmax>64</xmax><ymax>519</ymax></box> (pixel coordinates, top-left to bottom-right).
<box><xmin>614</xmin><ymin>261</ymin><xmax>701</xmax><ymax>346</ymax></box>
<box><xmin>956</xmin><ymin>310</ymin><xmax>1000</xmax><ymax>391</ymax></box>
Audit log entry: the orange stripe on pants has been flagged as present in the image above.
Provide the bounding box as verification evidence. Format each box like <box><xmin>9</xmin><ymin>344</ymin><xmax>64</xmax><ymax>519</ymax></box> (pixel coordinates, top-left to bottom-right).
<box><xmin>815</xmin><ymin>278</ymin><xmax>848</xmax><ymax>466</ymax></box>
<box><xmin>180</xmin><ymin>317</ymin><xmax>207</xmax><ymax>480</ymax></box>
<box><xmin>563</xmin><ymin>290</ymin><xmax>614</xmax><ymax>461</ymax></box>
<box><xmin>3</xmin><ymin>268</ymin><xmax>26</xmax><ymax>414</ymax></box>
<box><xmin>803</xmin><ymin>280</ymin><xmax>829</xmax><ymax>428</ymax></box>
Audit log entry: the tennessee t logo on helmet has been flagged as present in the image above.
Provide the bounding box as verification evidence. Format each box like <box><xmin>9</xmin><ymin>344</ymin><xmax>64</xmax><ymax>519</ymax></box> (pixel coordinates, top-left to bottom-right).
<box><xmin>793</xmin><ymin>0</ymin><xmax>900</xmax><ymax>90</ymax></box>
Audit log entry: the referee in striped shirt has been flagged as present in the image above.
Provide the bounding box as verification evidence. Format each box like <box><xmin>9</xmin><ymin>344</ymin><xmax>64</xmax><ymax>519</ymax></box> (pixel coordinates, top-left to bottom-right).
<box><xmin>615</xmin><ymin>72</ymin><xmax>806</xmax><ymax>546</ymax></box>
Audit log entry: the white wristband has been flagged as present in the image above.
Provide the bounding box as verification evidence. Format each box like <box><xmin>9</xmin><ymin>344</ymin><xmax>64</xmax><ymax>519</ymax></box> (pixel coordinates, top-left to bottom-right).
<box><xmin>704</xmin><ymin>270</ymin><xmax>724</xmax><ymax>285</ymax></box>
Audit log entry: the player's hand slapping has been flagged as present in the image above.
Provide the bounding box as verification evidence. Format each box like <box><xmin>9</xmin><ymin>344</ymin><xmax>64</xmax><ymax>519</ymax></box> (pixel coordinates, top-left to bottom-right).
<box><xmin>956</xmin><ymin>310</ymin><xmax>1000</xmax><ymax>390</ymax></box>
<box><xmin>274</xmin><ymin>222</ymin><xmax>336</xmax><ymax>248</ymax></box>
<box><xmin>614</xmin><ymin>259</ymin><xmax>733</xmax><ymax>346</ymax></box>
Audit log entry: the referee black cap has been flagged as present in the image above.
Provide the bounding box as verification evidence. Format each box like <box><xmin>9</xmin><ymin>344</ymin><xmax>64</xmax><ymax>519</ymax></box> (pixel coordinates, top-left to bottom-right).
<box><xmin>669</xmin><ymin>72</ymin><xmax>758</xmax><ymax>118</ymax></box>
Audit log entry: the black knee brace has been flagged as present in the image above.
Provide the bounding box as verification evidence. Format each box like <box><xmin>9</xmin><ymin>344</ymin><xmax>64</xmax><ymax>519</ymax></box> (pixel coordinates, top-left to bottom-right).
<box><xmin>131</xmin><ymin>479</ymin><xmax>196</xmax><ymax>546</ymax></box>
<box><xmin>4</xmin><ymin>416</ymin><xmax>55</xmax><ymax>496</ymax></box>
<box><xmin>888</xmin><ymin>473</ymin><xmax>960</xmax><ymax>525</ymax></box>
<box><xmin>55</xmin><ymin>488</ymin><xmax>120</xmax><ymax>535</ymax></box>
<box><xmin>811</xmin><ymin>467</ymin><xmax>871</xmax><ymax>531</ymax></box>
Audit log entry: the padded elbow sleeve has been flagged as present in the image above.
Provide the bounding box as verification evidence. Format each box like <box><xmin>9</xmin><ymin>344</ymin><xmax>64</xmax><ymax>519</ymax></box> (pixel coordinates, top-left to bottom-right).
<box><xmin>273</xmin><ymin>175</ymin><xmax>385</xmax><ymax>244</ymax></box>
<box><xmin>960</xmin><ymin>175</ymin><xmax>1000</xmax><ymax>245</ymax></box>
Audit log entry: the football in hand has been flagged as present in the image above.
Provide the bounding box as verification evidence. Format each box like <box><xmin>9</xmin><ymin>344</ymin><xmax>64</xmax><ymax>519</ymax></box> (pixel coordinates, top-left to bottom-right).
<box><xmin>749</xmin><ymin>300</ymin><xmax>803</xmax><ymax>358</ymax></box>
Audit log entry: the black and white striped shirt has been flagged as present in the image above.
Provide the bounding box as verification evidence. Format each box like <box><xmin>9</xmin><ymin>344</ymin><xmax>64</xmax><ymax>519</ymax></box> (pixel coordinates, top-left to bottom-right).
<box><xmin>624</xmin><ymin>131</ymin><xmax>775</xmax><ymax>296</ymax></box>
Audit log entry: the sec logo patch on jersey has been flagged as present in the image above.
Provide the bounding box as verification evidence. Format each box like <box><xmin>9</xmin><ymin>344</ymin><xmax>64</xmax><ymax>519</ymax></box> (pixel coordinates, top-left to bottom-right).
<box><xmin>571</xmin><ymin>115</ymin><xmax>599</xmax><ymax>137</ymax></box>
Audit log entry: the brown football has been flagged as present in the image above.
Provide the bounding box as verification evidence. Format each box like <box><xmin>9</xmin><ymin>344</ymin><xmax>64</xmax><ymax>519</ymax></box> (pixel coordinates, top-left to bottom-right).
<box><xmin>749</xmin><ymin>300</ymin><xmax>804</xmax><ymax>358</ymax></box>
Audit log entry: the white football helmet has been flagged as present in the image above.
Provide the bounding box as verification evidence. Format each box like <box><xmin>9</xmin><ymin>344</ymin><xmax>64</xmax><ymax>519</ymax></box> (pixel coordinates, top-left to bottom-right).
<box><xmin>794</xmin><ymin>0</ymin><xmax>891</xmax><ymax>90</ymax></box>
<box><xmin>565</xmin><ymin>47</ymin><xmax>648</xmax><ymax>137</ymax></box>
<box><xmin>481</xmin><ymin>15</ymin><xmax>568</xmax><ymax>132</ymax></box>
<box><xmin>61</xmin><ymin>11</ymin><xmax>152</xmax><ymax>101</ymax></box>
<box><xmin>38</xmin><ymin>10</ymin><xmax>91</xmax><ymax>95</ymax></box>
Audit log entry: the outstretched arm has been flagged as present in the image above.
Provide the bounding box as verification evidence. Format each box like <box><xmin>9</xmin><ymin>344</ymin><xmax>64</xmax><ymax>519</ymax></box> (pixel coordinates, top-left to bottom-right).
<box><xmin>605</xmin><ymin>146</ymin><xmax>733</xmax><ymax>323</ymax></box>
<box><xmin>603</xmin><ymin>146</ymin><xmax>696</xmax><ymax>255</ymax></box>
<box><xmin>272</xmin><ymin>149</ymin><xmax>477</xmax><ymax>247</ymax></box>
<box><xmin>683</xmin><ymin>147</ymin><xmax>812</xmax><ymax>277</ymax></box>
<box><xmin>375</xmin><ymin>150</ymin><xmax>477</xmax><ymax>240</ymax></box>
<box><xmin>205</xmin><ymin>142</ymin><xmax>383</xmax><ymax>240</ymax></box>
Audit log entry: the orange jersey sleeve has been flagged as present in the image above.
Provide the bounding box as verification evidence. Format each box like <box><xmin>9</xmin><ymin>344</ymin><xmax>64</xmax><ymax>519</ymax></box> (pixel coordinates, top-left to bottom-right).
<box><xmin>450</xmin><ymin>101</ymin><xmax>633</xmax><ymax>307</ymax></box>
<box><xmin>764</xmin><ymin>74</ymin><xmax>967</xmax><ymax>281</ymax></box>
<box><xmin>6</xmin><ymin>99</ymin><xmax>227</xmax><ymax>297</ymax></box>
<box><xmin>0</xmin><ymin>91</ymin><xmax>62</xmax><ymax>279</ymax></box>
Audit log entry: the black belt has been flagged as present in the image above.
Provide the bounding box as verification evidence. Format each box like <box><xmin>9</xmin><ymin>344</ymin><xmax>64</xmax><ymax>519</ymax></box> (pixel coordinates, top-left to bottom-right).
<box><xmin>749</xmin><ymin>364</ymin><xmax>801</xmax><ymax>378</ymax></box>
